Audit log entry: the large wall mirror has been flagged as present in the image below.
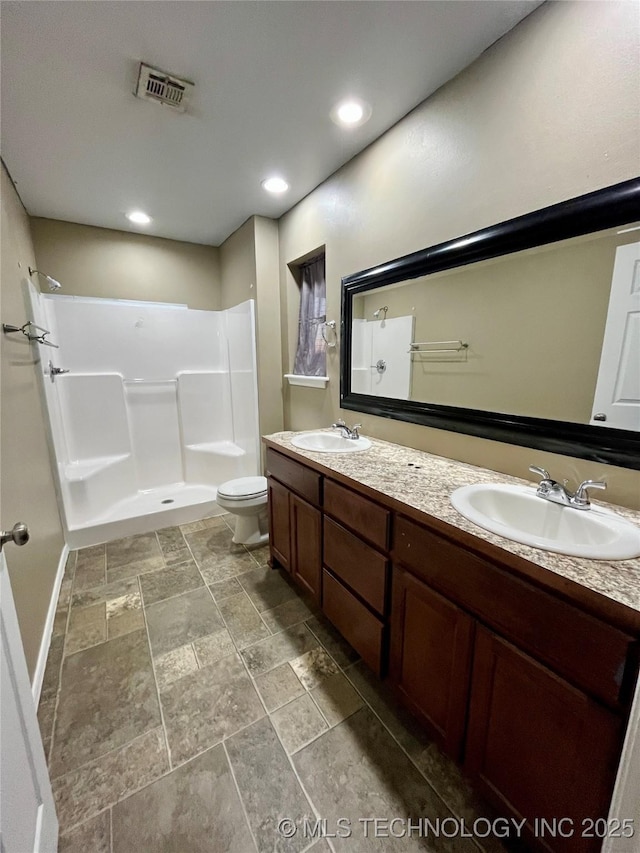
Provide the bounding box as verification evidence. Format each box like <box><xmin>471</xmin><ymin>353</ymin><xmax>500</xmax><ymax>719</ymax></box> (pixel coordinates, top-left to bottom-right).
<box><xmin>340</xmin><ymin>179</ymin><xmax>640</xmax><ymax>469</ymax></box>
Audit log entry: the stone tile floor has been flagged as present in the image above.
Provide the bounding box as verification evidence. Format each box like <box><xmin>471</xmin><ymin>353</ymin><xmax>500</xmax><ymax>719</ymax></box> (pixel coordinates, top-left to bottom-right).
<box><xmin>39</xmin><ymin>514</ymin><xmax>508</xmax><ymax>853</ymax></box>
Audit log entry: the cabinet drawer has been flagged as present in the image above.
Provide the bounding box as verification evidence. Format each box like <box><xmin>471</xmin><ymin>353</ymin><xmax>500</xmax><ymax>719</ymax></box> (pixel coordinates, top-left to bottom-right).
<box><xmin>266</xmin><ymin>448</ymin><xmax>322</xmax><ymax>507</ymax></box>
<box><xmin>324</xmin><ymin>518</ymin><xmax>388</xmax><ymax>615</ymax></box>
<box><xmin>395</xmin><ymin>515</ymin><xmax>636</xmax><ymax>708</ymax></box>
<box><xmin>324</xmin><ymin>479</ymin><xmax>390</xmax><ymax>550</ymax></box>
<box><xmin>322</xmin><ymin>570</ymin><xmax>384</xmax><ymax>676</ymax></box>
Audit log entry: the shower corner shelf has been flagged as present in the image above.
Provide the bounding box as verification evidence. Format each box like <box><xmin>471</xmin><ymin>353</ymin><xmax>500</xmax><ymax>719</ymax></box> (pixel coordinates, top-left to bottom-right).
<box><xmin>284</xmin><ymin>374</ymin><xmax>329</xmax><ymax>389</ymax></box>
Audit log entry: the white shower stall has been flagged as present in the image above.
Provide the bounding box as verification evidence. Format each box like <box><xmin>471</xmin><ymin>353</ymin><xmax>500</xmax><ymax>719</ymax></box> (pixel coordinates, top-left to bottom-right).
<box><xmin>28</xmin><ymin>285</ymin><xmax>260</xmax><ymax>548</ymax></box>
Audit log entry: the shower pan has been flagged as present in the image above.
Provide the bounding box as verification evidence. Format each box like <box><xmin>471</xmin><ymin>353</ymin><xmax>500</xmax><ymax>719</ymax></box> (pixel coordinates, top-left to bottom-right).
<box><xmin>28</xmin><ymin>284</ymin><xmax>260</xmax><ymax>548</ymax></box>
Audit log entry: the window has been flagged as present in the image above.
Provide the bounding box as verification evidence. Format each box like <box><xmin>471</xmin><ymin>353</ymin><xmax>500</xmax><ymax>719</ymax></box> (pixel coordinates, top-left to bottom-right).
<box><xmin>293</xmin><ymin>254</ymin><xmax>326</xmax><ymax>376</ymax></box>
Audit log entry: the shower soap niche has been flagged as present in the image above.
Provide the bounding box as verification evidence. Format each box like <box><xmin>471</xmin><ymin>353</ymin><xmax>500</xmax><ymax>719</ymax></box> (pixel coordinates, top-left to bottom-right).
<box><xmin>285</xmin><ymin>374</ymin><xmax>329</xmax><ymax>389</ymax></box>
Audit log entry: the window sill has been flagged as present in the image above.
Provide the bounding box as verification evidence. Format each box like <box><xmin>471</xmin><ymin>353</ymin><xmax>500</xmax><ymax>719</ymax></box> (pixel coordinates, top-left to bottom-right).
<box><xmin>284</xmin><ymin>374</ymin><xmax>329</xmax><ymax>389</ymax></box>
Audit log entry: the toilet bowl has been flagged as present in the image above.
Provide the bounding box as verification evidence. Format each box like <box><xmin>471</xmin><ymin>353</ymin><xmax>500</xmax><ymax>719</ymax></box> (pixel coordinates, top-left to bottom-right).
<box><xmin>216</xmin><ymin>476</ymin><xmax>268</xmax><ymax>546</ymax></box>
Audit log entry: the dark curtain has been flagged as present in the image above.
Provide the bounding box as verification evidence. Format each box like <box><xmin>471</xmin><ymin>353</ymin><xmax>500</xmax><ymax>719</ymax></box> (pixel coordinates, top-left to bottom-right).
<box><xmin>293</xmin><ymin>256</ymin><xmax>326</xmax><ymax>376</ymax></box>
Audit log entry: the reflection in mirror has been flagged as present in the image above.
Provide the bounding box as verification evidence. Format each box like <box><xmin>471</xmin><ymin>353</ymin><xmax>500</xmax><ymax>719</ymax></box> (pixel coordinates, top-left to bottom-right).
<box><xmin>341</xmin><ymin>179</ymin><xmax>640</xmax><ymax>468</ymax></box>
<box><xmin>351</xmin><ymin>225</ymin><xmax>640</xmax><ymax>431</ymax></box>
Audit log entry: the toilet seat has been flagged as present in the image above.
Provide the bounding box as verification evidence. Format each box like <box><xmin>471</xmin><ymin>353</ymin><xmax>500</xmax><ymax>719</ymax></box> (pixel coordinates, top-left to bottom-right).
<box><xmin>217</xmin><ymin>476</ymin><xmax>267</xmax><ymax>501</ymax></box>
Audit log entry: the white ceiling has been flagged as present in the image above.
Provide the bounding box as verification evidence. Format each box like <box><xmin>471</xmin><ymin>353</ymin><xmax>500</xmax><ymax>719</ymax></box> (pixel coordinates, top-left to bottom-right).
<box><xmin>1</xmin><ymin>1</ymin><xmax>541</xmax><ymax>246</ymax></box>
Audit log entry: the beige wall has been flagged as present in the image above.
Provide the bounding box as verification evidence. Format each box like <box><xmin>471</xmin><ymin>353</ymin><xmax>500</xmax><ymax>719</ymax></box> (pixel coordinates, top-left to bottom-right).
<box><xmin>30</xmin><ymin>218</ymin><xmax>221</xmax><ymax>309</ymax></box>
<box><xmin>1</xmin><ymin>166</ymin><xmax>65</xmax><ymax>678</ymax></box>
<box><xmin>220</xmin><ymin>216</ymin><xmax>284</xmax><ymax>442</ymax></box>
<box><xmin>278</xmin><ymin>1</ymin><xmax>640</xmax><ymax>509</ymax></box>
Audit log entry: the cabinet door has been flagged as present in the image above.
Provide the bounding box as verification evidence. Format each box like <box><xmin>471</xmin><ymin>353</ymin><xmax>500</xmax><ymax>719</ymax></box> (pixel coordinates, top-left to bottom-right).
<box><xmin>466</xmin><ymin>626</ymin><xmax>623</xmax><ymax>853</ymax></box>
<box><xmin>267</xmin><ymin>477</ymin><xmax>291</xmax><ymax>571</ymax></box>
<box><xmin>390</xmin><ymin>565</ymin><xmax>474</xmax><ymax>760</ymax></box>
<box><xmin>290</xmin><ymin>493</ymin><xmax>322</xmax><ymax>602</ymax></box>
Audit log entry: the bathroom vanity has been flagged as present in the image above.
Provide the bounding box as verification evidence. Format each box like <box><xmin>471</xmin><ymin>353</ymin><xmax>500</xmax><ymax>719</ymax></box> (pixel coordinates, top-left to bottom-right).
<box><xmin>264</xmin><ymin>431</ymin><xmax>640</xmax><ymax>853</ymax></box>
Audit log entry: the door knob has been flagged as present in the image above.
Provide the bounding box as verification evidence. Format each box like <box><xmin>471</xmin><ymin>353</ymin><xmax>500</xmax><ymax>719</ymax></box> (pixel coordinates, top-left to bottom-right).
<box><xmin>0</xmin><ymin>522</ymin><xmax>30</xmax><ymax>551</ymax></box>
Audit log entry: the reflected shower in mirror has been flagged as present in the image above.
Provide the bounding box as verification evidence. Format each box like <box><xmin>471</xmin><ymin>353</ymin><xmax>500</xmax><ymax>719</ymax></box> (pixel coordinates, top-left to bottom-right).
<box><xmin>350</xmin><ymin>226</ymin><xmax>639</xmax><ymax>430</ymax></box>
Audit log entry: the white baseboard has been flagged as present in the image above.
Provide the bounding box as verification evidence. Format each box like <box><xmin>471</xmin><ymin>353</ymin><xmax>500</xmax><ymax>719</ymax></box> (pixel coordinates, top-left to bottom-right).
<box><xmin>32</xmin><ymin>543</ymin><xmax>69</xmax><ymax>707</ymax></box>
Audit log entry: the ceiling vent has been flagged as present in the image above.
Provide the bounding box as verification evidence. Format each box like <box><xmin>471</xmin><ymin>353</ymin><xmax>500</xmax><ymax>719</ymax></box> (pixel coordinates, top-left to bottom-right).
<box><xmin>134</xmin><ymin>63</ymin><xmax>194</xmax><ymax>113</ymax></box>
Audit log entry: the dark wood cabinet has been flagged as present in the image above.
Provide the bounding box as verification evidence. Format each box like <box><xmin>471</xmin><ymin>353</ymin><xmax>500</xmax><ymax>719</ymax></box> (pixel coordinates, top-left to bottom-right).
<box><xmin>290</xmin><ymin>493</ymin><xmax>322</xmax><ymax>600</ymax></box>
<box><xmin>266</xmin><ymin>448</ymin><xmax>322</xmax><ymax>602</ymax></box>
<box><xmin>390</xmin><ymin>565</ymin><xmax>474</xmax><ymax>760</ymax></box>
<box><xmin>465</xmin><ymin>627</ymin><xmax>623</xmax><ymax>853</ymax></box>
<box><xmin>267</xmin><ymin>476</ymin><xmax>291</xmax><ymax>571</ymax></box>
<box><xmin>264</xmin><ymin>440</ymin><xmax>639</xmax><ymax>853</ymax></box>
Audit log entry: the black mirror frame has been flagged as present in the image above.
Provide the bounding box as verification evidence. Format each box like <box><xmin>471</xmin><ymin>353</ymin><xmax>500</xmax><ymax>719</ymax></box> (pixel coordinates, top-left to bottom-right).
<box><xmin>340</xmin><ymin>178</ymin><xmax>640</xmax><ymax>470</ymax></box>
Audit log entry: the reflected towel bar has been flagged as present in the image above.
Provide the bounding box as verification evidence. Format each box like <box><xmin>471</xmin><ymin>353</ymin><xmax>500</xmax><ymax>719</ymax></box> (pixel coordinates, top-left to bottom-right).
<box><xmin>408</xmin><ymin>340</ymin><xmax>469</xmax><ymax>354</ymax></box>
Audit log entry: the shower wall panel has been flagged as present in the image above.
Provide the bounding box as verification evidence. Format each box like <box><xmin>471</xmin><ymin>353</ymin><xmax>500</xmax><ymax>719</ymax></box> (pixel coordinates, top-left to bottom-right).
<box><xmin>33</xmin><ymin>293</ymin><xmax>260</xmax><ymax>545</ymax></box>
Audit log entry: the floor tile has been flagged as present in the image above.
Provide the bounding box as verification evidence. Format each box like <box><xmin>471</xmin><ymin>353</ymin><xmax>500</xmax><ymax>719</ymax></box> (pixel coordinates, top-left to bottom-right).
<box><xmin>37</xmin><ymin>694</ymin><xmax>56</xmax><ymax>761</ymax></box>
<box><xmin>53</xmin><ymin>727</ymin><xmax>168</xmax><ymax>831</ymax></box>
<box><xmin>58</xmin><ymin>809</ymin><xmax>111</xmax><ymax>853</ymax></box>
<box><xmin>111</xmin><ymin>744</ymin><xmax>255</xmax><ymax>853</ymax></box>
<box><xmin>71</xmin><ymin>575</ymin><xmax>139</xmax><ymax>610</ymax></box>
<box><xmin>107</xmin><ymin>607</ymin><xmax>145</xmax><ymax>639</ymax></box>
<box><xmin>139</xmin><ymin>560</ymin><xmax>203</xmax><ymax>606</ymax></box>
<box><xmin>146</xmin><ymin>586</ymin><xmax>223</xmax><ymax>657</ymax></box>
<box><xmin>73</xmin><ymin>552</ymin><xmax>106</xmax><ymax>592</ymax></box>
<box><xmin>193</xmin><ymin>628</ymin><xmax>235</xmax><ymax>666</ymax></box>
<box><xmin>180</xmin><ymin>515</ymin><xmax>228</xmax><ymax>535</ymax></box>
<box><xmin>63</xmin><ymin>550</ymin><xmax>77</xmax><ymax>581</ymax></box>
<box><xmin>271</xmin><ymin>694</ymin><xmax>328</xmax><ymax>754</ymax></box>
<box><xmin>52</xmin><ymin>605</ymin><xmax>69</xmax><ymax>637</ymax></box>
<box><xmin>311</xmin><ymin>671</ymin><xmax>364</xmax><ymax>726</ymax></box>
<box><xmin>290</xmin><ymin>648</ymin><xmax>340</xmax><ymax>690</ymax></box>
<box><xmin>58</xmin><ymin>576</ymin><xmax>74</xmax><ymax>608</ymax></box>
<box><xmin>106</xmin><ymin>554</ymin><xmax>165</xmax><ymax>583</ymax></box>
<box><xmin>294</xmin><ymin>708</ymin><xmax>476</xmax><ymax>853</ymax></box>
<box><xmin>156</xmin><ymin>525</ymin><xmax>192</xmax><ymax>565</ymax></box>
<box><xmin>238</xmin><ymin>565</ymin><xmax>298</xmax><ymax>612</ymax></box>
<box><xmin>305</xmin><ymin>614</ymin><xmax>360</xmax><ymax>669</ymax></box>
<box><xmin>160</xmin><ymin>652</ymin><xmax>265</xmax><ymax>765</ymax></box>
<box><xmin>106</xmin><ymin>533</ymin><xmax>162</xmax><ymax>569</ymax></box>
<box><xmin>65</xmin><ymin>602</ymin><xmax>106</xmax><ymax>655</ymax></box>
<box><xmin>254</xmin><ymin>663</ymin><xmax>305</xmax><ymax>712</ymax></box>
<box><xmin>226</xmin><ymin>716</ymin><xmax>314</xmax><ymax>853</ymax></box>
<box><xmin>50</xmin><ymin>629</ymin><xmax>161</xmax><ymax>778</ymax></box>
<box><xmin>155</xmin><ymin>643</ymin><xmax>199</xmax><ymax>689</ymax></box>
<box><xmin>261</xmin><ymin>596</ymin><xmax>315</xmax><ymax>633</ymax></box>
<box><xmin>218</xmin><ymin>592</ymin><xmax>271</xmax><ymax>648</ymax></box>
<box><xmin>241</xmin><ymin>624</ymin><xmax>319</xmax><ymax>677</ymax></box>
<box><xmin>185</xmin><ymin>526</ymin><xmax>257</xmax><ymax>581</ymax></box>
<box><xmin>40</xmin><ymin>634</ymin><xmax>64</xmax><ymax>702</ymax></box>
<box><xmin>208</xmin><ymin>577</ymin><xmax>243</xmax><ymax>601</ymax></box>
<box><xmin>75</xmin><ymin>545</ymin><xmax>105</xmax><ymax>572</ymax></box>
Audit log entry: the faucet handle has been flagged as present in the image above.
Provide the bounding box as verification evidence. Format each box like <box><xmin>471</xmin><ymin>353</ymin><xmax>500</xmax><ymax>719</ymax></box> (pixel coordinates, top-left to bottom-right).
<box><xmin>529</xmin><ymin>465</ymin><xmax>552</xmax><ymax>482</ymax></box>
<box><xmin>573</xmin><ymin>480</ymin><xmax>607</xmax><ymax>508</ymax></box>
<box><xmin>351</xmin><ymin>424</ymin><xmax>362</xmax><ymax>439</ymax></box>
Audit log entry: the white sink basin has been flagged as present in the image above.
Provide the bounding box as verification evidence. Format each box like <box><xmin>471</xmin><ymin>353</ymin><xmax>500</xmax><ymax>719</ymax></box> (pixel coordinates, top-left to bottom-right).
<box><xmin>291</xmin><ymin>431</ymin><xmax>372</xmax><ymax>453</ymax></box>
<box><xmin>451</xmin><ymin>483</ymin><xmax>640</xmax><ymax>560</ymax></box>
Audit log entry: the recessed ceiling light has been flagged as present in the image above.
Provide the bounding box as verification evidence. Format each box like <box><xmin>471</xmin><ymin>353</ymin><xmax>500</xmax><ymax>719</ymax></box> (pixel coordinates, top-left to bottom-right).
<box><xmin>127</xmin><ymin>210</ymin><xmax>152</xmax><ymax>225</ymax></box>
<box><xmin>331</xmin><ymin>98</ymin><xmax>372</xmax><ymax>128</ymax></box>
<box><xmin>262</xmin><ymin>177</ymin><xmax>289</xmax><ymax>194</ymax></box>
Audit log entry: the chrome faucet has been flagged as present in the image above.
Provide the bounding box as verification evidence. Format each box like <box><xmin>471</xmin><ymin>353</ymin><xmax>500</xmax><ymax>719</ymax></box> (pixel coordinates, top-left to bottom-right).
<box><xmin>529</xmin><ymin>466</ymin><xmax>606</xmax><ymax>510</ymax></box>
<box><xmin>331</xmin><ymin>418</ymin><xmax>362</xmax><ymax>440</ymax></box>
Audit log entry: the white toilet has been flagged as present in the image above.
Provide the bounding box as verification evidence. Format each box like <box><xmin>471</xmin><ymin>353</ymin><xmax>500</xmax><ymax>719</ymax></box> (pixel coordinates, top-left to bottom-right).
<box><xmin>216</xmin><ymin>476</ymin><xmax>269</xmax><ymax>546</ymax></box>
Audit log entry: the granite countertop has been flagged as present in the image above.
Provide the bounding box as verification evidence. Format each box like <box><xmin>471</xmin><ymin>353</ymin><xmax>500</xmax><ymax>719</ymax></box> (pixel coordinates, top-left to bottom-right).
<box><xmin>264</xmin><ymin>430</ymin><xmax>640</xmax><ymax>616</ymax></box>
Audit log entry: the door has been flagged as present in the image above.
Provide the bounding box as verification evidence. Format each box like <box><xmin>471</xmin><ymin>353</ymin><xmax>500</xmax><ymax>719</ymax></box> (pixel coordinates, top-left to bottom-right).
<box><xmin>591</xmin><ymin>241</ymin><xmax>640</xmax><ymax>430</ymax></box>
<box><xmin>290</xmin><ymin>494</ymin><xmax>322</xmax><ymax>602</ymax></box>
<box><xmin>0</xmin><ymin>550</ymin><xmax>58</xmax><ymax>852</ymax></box>
<box><xmin>389</xmin><ymin>565</ymin><xmax>474</xmax><ymax>759</ymax></box>
<box><xmin>465</xmin><ymin>626</ymin><xmax>621</xmax><ymax>853</ymax></box>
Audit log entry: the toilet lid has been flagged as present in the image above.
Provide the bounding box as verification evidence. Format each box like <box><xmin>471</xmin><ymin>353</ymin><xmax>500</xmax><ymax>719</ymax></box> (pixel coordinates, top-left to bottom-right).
<box><xmin>218</xmin><ymin>476</ymin><xmax>267</xmax><ymax>500</ymax></box>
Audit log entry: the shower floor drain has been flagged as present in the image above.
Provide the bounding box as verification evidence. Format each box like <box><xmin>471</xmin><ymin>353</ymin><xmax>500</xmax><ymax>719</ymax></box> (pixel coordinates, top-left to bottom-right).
<box><xmin>161</xmin><ymin>499</ymin><xmax>175</xmax><ymax>504</ymax></box>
